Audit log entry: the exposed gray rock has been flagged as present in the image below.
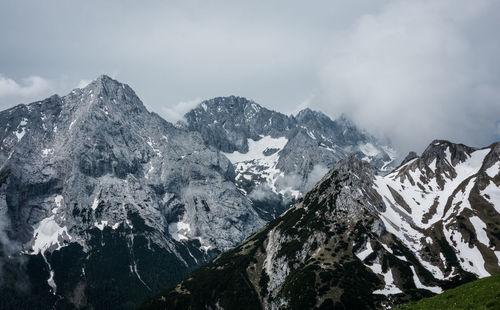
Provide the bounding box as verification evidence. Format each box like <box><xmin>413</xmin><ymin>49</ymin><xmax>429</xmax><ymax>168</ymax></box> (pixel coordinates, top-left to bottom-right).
<box><xmin>183</xmin><ymin>96</ymin><xmax>398</xmax><ymax>219</ymax></box>
<box><xmin>0</xmin><ymin>75</ymin><xmax>264</xmax><ymax>309</ymax></box>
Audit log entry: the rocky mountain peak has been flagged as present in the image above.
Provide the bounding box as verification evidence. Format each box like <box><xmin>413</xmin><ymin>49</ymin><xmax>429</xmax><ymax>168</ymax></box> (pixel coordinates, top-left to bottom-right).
<box><xmin>197</xmin><ymin>96</ymin><xmax>259</xmax><ymax>114</ymax></box>
<box><xmin>303</xmin><ymin>155</ymin><xmax>383</xmax><ymax>219</ymax></box>
<box><xmin>0</xmin><ymin>76</ymin><xmax>266</xmax><ymax>308</ymax></box>
<box><xmin>65</xmin><ymin>74</ymin><xmax>146</xmax><ymax>114</ymax></box>
<box><xmin>320</xmin><ymin>155</ymin><xmax>376</xmax><ymax>183</ymax></box>
<box><xmin>295</xmin><ymin>108</ymin><xmax>334</xmax><ymax>128</ymax></box>
<box><xmin>295</xmin><ymin>107</ymin><xmax>318</xmax><ymax>120</ymax></box>
<box><xmin>420</xmin><ymin>139</ymin><xmax>476</xmax><ymax>167</ymax></box>
<box><xmin>88</xmin><ymin>74</ymin><xmax>130</xmax><ymax>92</ymax></box>
<box><xmin>400</xmin><ymin>151</ymin><xmax>418</xmax><ymax>166</ymax></box>
<box><xmin>335</xmin><ymin>112</ymin><xmax>356</xmax><ymax>126</ymax></box>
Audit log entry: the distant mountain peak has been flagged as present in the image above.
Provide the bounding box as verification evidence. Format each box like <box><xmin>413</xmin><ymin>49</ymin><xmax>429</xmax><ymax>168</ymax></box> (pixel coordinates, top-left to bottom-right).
<box><xmin>420</xmin><ymin>139</ymin><xmax>476</xmax><ymax>166</ymax></box>
<box><xmin>295</xmin><ymin>107</ymin><xmax>331</xmax><ymax>122</ymax></box>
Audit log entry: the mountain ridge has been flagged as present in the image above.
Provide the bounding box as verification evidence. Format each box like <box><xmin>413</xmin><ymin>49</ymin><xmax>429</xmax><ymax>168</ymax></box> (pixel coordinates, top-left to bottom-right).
<box><xmin>141</xmin><ymin>139</ymin><xmax>500</xmax><ymax>309</ymax></box>
<box><xmin>182</xmin><ymin>95</ymin><xmax>398</xmax><ymax>219</ymax></box>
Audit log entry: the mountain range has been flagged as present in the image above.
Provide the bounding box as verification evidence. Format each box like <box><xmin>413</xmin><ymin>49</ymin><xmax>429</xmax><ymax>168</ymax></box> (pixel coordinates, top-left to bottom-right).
<box><xmin>0</xmin><ymin>75</ymin><xmax>398</xmax><ymax>309</ymax></box>
<box><xmin>182</xmin><ymin>96</ymin><xmax>396</xmax><ymax>219</ymax></box>
<box><xmin>142</xmin><ymin>140</ymin><xmax>500</xmax><ymax>309</ymax></box>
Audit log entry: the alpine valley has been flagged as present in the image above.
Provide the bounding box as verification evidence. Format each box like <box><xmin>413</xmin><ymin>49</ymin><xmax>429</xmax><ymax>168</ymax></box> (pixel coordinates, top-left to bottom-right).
<box><xmin>0</xmin><ymin>75</ymin><xmax>399</xmax><ymax>309</ymax></box>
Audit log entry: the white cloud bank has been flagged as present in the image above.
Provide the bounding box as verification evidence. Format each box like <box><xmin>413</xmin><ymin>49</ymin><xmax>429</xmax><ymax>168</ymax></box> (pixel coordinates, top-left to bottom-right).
<box><xmin>0</xmin><ymin>74</ymin><xmax>54</xmax><ymax>109</ymax></box>
<box><xmin>317</xmin><ymin>0</ymin><xmax>500</xmax><ymax>154</ymax></box>
<box><xmin>161</xmin><ymin>98</ymin><xmax>202</xmax><ymax>123</ymax></box>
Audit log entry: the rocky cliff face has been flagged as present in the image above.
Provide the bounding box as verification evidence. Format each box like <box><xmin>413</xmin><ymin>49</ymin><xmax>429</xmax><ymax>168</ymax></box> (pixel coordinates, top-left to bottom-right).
<box><xmin>142</xmin><ymin>140</ymin><xmax>500</xmax><ymax>310</ymax></box>
<box><xmin>0</xmin><ymin>75</ymin><xmax>264</xmax><ymax>309</ymax></box>
<box><xmin>183</xmin><ymin>96</ymin><xmax>397</xmax><ymax>219</ymax></box>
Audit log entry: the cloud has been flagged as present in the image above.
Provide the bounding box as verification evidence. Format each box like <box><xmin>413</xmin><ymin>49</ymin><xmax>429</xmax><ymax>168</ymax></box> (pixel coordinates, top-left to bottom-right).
<box><xmin>76</xmin><ymin>79</ymin><xmax>91</xmax><ymax>89</ymax></box>
<box><xmin>0</xmin><ymin>1</ymin><xmax>498</xmax><ymax>153</ymax></box>
<box><xmin>316</xmin><ymin>0</ymin><xmax>500</xmax><ymax>154</ymax></box>
<box><xmin>248</xmin><ymin>184</ymin><xmax>277</xmax><ymax>201</ymax></box>
<box><xmin>0</xmin><ymin>74</ymin><xmax>54</xmax><ymax>109</ymax></box>
<box><xmin>305</xmin><ymin>164</ymin><xmax>330</xmax><ymax>190</ymax></box>
<box><xmin>161</xmin><ymin>97</ymin><xmax>202</xmax><ymax>123</ymax></box>
<box><xmin>0</xmin><ymin>209</ymin><xmax>27</xmax><ymax>287</ymax></box>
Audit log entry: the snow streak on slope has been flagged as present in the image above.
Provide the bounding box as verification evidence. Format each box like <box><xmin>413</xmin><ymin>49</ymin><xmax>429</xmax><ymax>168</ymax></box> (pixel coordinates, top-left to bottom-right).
<box><xmin>223</xmin><ymin>136</ymin><xmax>299</xmax><ymax>197</ymax></box>
<box><xmin>483</xmin><ymin>182</ymin><xmax>500</xmax><ymax>213</ymax></box>
<box><xmin>223</xmin><ymin>136</ymin><xmax>288</xmax><ymax>164</ymax></box>
<box><xmin>373</xmin><ymin>144</ymin><xmax>499</xmax><ymax>281</ymax></box>
<box><xmin>378</xmin><ymin>148</ymin><xmax>489</xmax><ymax>229</ymax></box>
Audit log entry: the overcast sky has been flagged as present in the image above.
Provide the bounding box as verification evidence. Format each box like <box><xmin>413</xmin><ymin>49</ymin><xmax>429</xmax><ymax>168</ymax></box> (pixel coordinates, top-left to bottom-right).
<box><xmin>1</xmin><ymin>0</ymin><xmax>499</xmax><ymax>155</ymax></box>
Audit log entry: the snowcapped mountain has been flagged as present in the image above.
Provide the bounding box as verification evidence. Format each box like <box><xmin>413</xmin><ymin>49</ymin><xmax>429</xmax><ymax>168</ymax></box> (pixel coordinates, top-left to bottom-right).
<box><xmin>183</xmin><ymin>96</ymin><xmax>397</xmax><ymax>219</ymax></box>
<box><xmin>0</xmin><ymin>75</ymin><xmax>264</xmax><ymax>309</ymax></box>
<box><xmin>142</xmin><ymin>140</ymin><xmax>500</xmax><ymax>310</ymax></box>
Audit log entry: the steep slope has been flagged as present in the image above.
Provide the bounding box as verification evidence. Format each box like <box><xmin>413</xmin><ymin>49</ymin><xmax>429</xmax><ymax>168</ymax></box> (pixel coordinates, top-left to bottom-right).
<box><xmin>397</xmin><ymin>274</ymin><xmax>500</xmax><ymax>310</ymax></box>
<box><xmin>184</xmin><ymin>96</ymin><xmax>397</xmax><ymax>219</ymax></box>
<box><xmin>0</xmin><ymin>76</ymin><xmax>264</xmax><ymax>309</ymax></box>
<box><xmin>141</xmin><ymin>140</ymin><xmax>500</xmax><ymax>310</ymax></box>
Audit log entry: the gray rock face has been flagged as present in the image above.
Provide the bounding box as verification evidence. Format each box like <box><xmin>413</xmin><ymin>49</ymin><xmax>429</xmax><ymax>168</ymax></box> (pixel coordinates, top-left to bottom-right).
<box><xmin>0</xmin><ymin>75</ymin><xmax>264</xmax><ymax>309</ymax></box>
<box><xmin>183</xmin><ymin>96</ymin><xmax>397</xmax><ymax>219</ymax></box>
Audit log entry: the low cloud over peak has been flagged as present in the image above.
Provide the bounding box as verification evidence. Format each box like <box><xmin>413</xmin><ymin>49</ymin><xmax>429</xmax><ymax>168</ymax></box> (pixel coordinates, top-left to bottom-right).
<box><xmin>316</xmin><ymin>0</ymin><xmax>500</xmax><ymax>153</ymax></box>
<box><xmin>1</xmin><ymin>0</ymin><xmax>498</xmax><ymax>154</ymax></box>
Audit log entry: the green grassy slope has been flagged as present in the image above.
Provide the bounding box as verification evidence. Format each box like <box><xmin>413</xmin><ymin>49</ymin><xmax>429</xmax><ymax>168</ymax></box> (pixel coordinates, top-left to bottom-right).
<box><xmin>398</xmin><ymin>274</ymin><xmax>500</xmax><ymax>310</ymax></box>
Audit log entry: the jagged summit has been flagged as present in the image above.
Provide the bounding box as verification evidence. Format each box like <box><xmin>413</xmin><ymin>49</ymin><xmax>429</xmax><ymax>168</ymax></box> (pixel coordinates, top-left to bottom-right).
<box><xmin>420</xmin><ymin>139</ymin><xmax>476</xmax><ymax>166</ymax></box>
<box><xmin>85</xmin><ymin>74</ymin><xmax>131</xmax><ymax>92</ymax></box>
<box><xmin>190</xmin><ymin>96</ymin><xmax>271</xmax><ymax>119</ymax></box>
<box><xmin>295</xmin><ymin>107</ymin><xmax>328</xmax><ymax>121</ymax></box>
<box><xmin>184</xmin><ymin>96</ymin><xmax>397</xmax><ymax>209</ymax></box>
<box><xmin>0</xmin><ymin>76</ymin><xmax>264</xmax><ymax>308</ymax></box>
<box><xmin>69</xmin><ymin>74</ymin><xmax>145</xmax><ymax>112</ymax></box>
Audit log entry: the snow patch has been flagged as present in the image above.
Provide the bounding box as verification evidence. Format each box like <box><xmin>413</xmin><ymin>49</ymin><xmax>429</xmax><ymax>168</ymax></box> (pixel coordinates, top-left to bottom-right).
<box><xmin>482</xmin><ymin>181</ymin><xmax>500</xmax><ymax>214</ymax></box>
<box><xmin>94</xmin><ymin>220</ymin><xmax>108</xmax><ymax>231</ymax></box>
<box><xmin>54</xmin><ymin>195</ymin><xmax>63</xmax><ymax>208</ymax></box>
<box><xmin>470</xmin><ymin>216</ymin><xmax>490</xmax><ymax>247</ymax></box>
<box><xmin>223</xmin><ymin>136</ymin><xmax>292</xmax><ymax>197</ymax></box>
<box><xmin>485</xmin><ymin>162</ymin><xmax>499</xmax><ymax>178</ymax></box>
<box><xmin>41</xmin><ymin>148</ymin><xmax>53</xmax><ymax>156</ymax></box>
<box><xmin>410</xmin><ymin>266</ymin><xmax>442</xmax><ymax>293</ymax></box>
<box><xmin>495</xmin><ymin>251</ymin><xmax>500</xmax><ymax>263</ymax></box>
<box><xmin>69</xmin><ymin>119</ymin><xmax>77</xmax><ymax>130</ymax></box>
<box><xmin>444</xmin><ymin>227</ymin><xmax>490</xmax><ymax>278</ymax></box>
<box><xmin>32</xmin><ymin>216</ymin><xmax>71</xmax><ymax>254</ymax></box>
<box><xmin>147</xmin><ymin>138</ymin><xmax>162</xmax><ymax>157</ymax></box>
<box><xmin>91</xmin><ymin>197</ymin><xmax>99</xmax><ymax>211</ymax></box>
<box><xmin>223</xmin><ymin>136</ymin><xmax>288</xmax><ymax>163</ymax></box>
<box><xmin>168</xmin><ymin>221</ymin><xmax>191</xmax><ymax>241</ymax></box>
<box><xmin>355</xmin><ymin>241</ymin><xmax>373</xmax><ymax>261</ymax></box>
<box><xmin>15</xmin><ymin>118</ymin><xmax>28</xmax><ymax>141</ymax></box>
<box><xmin>368</xmin><ymin>263</ymin><xmax>402</xmax><ymax>296</ymax></box>
<box><xmin>47</xmin><ymin>269</ymin><xmax>56</xmax><ymax>294</ymax></box>
<box><xmin>428</xmin><ymin>159</ymin><xmax>437</xmax><ymax>172</ymax></box>
<box><xmin>52</xmin><ymin>195</ymin><xmax>63</xmax><ymax>214</ymax></box>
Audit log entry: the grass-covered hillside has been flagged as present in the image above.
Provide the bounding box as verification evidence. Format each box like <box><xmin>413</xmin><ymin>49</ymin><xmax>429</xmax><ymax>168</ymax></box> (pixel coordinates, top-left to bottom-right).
<box><xmin>398</xmin><ymin>274</ymin><xmax>500</xmax><ymax>310</ymax></box>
